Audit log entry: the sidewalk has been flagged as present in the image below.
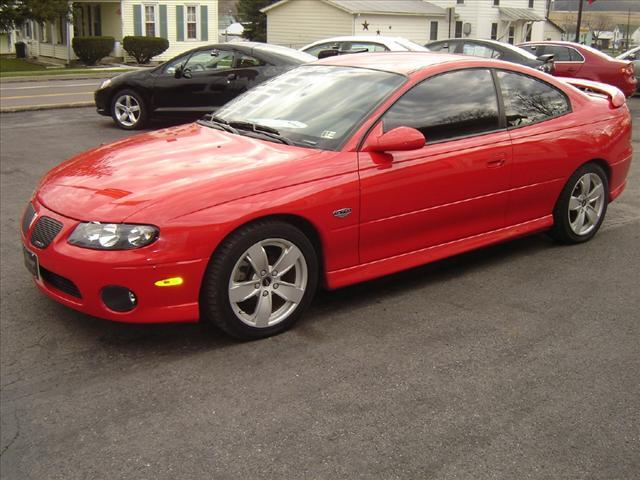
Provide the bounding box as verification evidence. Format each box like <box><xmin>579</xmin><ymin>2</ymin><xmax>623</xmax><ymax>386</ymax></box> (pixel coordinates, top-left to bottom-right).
<box><xmin>0</xmin><ymin>64</ymin><xmax>144</xmax><ymax>84</ymax></box>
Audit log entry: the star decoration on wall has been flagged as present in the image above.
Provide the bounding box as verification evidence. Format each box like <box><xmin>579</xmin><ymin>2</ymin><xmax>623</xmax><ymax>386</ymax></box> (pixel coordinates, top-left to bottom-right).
<box><xmin>376</xmin><ymin>29</ymin><xmax>381</xmax><ymax>35</ymax></box>
<box><xmin>362</xmin><ymin>20</ymin><xmax>369</xmax><ymax>31</ymax></box>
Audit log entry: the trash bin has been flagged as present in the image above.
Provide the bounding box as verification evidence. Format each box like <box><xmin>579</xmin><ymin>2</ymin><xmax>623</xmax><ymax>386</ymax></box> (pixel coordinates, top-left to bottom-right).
<box><xmin>15</xmin><ymin>41</ymin><xmax>26</xmax><ymax>58</ymax></box>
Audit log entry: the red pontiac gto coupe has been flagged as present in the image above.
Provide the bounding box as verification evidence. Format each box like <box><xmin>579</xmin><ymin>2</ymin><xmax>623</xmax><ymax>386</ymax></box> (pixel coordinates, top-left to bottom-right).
<box><xmin>22</xmin><ymin>53</ymin><xmax>632</xmax><ymax>339</ymax></box>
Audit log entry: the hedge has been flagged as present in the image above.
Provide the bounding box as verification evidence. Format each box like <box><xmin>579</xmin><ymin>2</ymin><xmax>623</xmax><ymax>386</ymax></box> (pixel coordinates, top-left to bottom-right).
<box><xmin>123</xmin><ymin>36</ymin><xmax>169</xmax><ymax>64</ymax></box>
<box><xmin>71</xmin><ymin>36</ymin><xmax>115</xmax><ymax>66</ymax></box>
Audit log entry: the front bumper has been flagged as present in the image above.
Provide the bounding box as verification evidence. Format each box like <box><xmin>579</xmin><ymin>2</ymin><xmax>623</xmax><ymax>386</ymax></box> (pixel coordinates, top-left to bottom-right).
<box><xmin>94</xmin><ymin>88</ymin><xmax>110</xmax><ymax>116</ymax></box>
<box><xmin>21</xmin><ymin>200</ymin><xmax>208</xmax><ymax>323</ymax></box>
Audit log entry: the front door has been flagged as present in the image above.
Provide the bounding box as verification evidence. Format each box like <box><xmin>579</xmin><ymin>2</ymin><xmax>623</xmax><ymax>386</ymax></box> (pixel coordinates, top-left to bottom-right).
<box><xmin>358</xmin><ymin>68</ymin><xmax>512</xmax><ymax>263</ymax></box>
<box><xmin>153</xmin><ymin>48</ymin><xmax>239</xmax><ymax>110</ymax></box>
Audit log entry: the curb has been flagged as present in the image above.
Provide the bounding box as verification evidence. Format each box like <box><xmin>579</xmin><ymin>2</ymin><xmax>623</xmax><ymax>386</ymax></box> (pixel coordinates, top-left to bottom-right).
<box><xmin>0</xmin><ymin>102</ymin><xmax>95</xmax><ymax>113</ymax></box>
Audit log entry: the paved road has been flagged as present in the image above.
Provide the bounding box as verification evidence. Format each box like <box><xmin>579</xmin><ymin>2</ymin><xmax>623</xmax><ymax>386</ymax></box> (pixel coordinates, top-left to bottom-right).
<box><xmin>0</xmin><ymin>78</ymin><xmax>104</xmax><ymax>111</ymax></box>
<box><xmin>1</xmin><ymin>105</ymin><xmax>639</xmax><ymax>479</ymax></box>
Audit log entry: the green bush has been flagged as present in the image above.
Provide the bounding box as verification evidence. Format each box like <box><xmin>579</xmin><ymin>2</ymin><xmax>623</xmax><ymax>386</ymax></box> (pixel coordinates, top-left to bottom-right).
<box><xmin>123</xmin><ymin>36</ymin><xmax>169</xmax><ymax>64</ymax></box>
<box><xmin>71</xmin><ymin>36</ymin><xmax>115</xmax><ymax>65</ymax></box>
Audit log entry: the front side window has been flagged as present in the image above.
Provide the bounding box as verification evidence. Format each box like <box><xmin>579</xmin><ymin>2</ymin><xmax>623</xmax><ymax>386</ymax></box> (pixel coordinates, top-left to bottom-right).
<box><xmin>463</xmin><ymin>43</ymin><xmax>498</xmax><ymax>59</ymax></box>
<box><xmin>186</xmin><ymin>5</ymin><xmax>198</xmax><ymax>40</ymax></box>
<box><xmin>303</xmin><ymin>42</ymin><xmax>334</xmax><ymax>57</ymax></box>
<box><xmin>344</xmin><ymin>42</ymin><xmax>388</xmax><ymax>53</ymax></box>
<box><xmin>383</xmin><ymin>69</ymin><xmax>500</xmax><ymax>143</ymax></box>
<box><xmin>185</xmin><ymin>49</ymin><xmax>234</xmax><ymax>72</ymax></box>
<box><xmin>144</xmin><ymin>5</ymin><xmax>156</xmax><ymax>37</ymax></box>
<box><xmin>497</xmin><ymin>71</ymin><xmax>570</xmax><ymax>128</ymax></box>
<box><xmin>237</xmin><ymin>54</ymin><xmax>264</xmax><ymax>68</ymax></box>
<box><xmin>215</xmin><ymin>65</ymin><xmax>405</xmax><ymax>150</ymax></box>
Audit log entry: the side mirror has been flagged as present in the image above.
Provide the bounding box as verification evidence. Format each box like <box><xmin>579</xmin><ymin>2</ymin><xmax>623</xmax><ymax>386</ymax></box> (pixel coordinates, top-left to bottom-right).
<box><xmin>537</xmin><ymin>53</ymin><xmax>555</xmax><ymax>63</ymax></box>
<box><xmin>318</xmin><ymin>49</ymin><xmax>340</xmax><ymax>59</ymax></box>
<box><xmin>364</xmin><ymin>126</ymin><xmax>425</xmax><ymax>152</ymax></box>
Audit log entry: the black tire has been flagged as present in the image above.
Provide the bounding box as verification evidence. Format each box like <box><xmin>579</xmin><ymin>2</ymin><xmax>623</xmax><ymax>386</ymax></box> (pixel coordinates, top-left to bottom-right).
<box><xmin>201</xmin><ymin>220</ymin><xmax>319</xmax><ymax>340</ymax></box>
<box><xmin>549</xmin><ymin>162</ymin><xmax>609</xmax><ymax>244</ymax></box>
<box><xmin>110</xmin><ymin>89</ymin><xmax>148</xmax><ymax>130</ymax></box>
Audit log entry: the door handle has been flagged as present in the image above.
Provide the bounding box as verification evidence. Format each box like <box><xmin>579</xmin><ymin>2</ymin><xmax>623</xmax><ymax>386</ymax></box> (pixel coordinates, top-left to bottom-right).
<box><xmin>226</xmin><ymin>73</ymin><xmax>237</xmax><ymax>82</ymax></box>
<box><xmin>487</xmin><ymin>155</ymin><xmax>506</xmax><ymax>168</ymax></box>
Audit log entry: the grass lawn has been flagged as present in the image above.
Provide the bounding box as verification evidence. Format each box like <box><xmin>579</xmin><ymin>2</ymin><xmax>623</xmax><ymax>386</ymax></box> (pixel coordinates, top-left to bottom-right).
<box><xmin>0</xmin><ymin>56</ymin><xmax>47</xmax><ymax>74</ymax></box>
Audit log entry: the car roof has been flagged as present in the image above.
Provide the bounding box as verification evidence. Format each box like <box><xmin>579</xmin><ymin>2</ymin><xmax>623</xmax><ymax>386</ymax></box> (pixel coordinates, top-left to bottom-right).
<box><xmin>429</xmin><ymin>38</ymin><xmax>538</xmax><ymax>59</ymax></box>
<box><xmin>313</xmin><ymin>51</ymin><xmax>477</xmax><ymax>75</ymax></box>
<box><xmin>307</xmin><ymin>35</ymin><xmax>415</xmax><ymax>43</ymax></box>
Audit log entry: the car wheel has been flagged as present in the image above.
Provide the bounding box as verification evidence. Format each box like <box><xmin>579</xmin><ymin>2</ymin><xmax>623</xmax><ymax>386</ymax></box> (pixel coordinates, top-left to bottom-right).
<box><xmin>201</xmin><ymin>220</ymin><xmax>319</xmax><ymax>340</ymax></box>
<box><xmin>111</xmin><ymin>89</ymin><xmax>148</xmax><ymax>130</ymax></box>
<box><xmin>550</xmin><ymin>163</ymin><xmax>609</xmax><ymax>244</ymax></box>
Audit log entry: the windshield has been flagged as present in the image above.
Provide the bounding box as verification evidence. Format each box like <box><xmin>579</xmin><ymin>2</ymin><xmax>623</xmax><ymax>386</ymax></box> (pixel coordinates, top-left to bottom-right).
<box><xmin>213</xmin><ymin>65</ymin><xmax>405</xmax><ymax>150</ymax></box>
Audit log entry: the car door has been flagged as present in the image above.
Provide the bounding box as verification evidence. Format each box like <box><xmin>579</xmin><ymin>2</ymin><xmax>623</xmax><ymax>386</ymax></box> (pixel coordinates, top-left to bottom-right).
<box><xmin>358</xmin><ymin>68</ymin><xmax>512</xmax><ymax>263</ymax></box>
<box><xmin>528</xmin><ymin>44</ymin><xmax>584</xmax><ymax>77</ymax></box>
<box><xmin>494</xmin><ymin>70</ymin><xmax>573</xmax><ymax>225</ymax></box>
<box><xmin>152</xmin><ymin>48</ymin><xmax>238</xmax><ymax>110</ymax></box>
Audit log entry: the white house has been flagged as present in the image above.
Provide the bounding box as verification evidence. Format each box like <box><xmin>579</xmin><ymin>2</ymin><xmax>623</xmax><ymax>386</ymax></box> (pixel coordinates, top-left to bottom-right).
<box><xmin>261</xmin><ymin>0</ymin><xmax>448</xmax><ymax>48</ymax></box>
<box><xmin>543</xmin><ymin>18</ymin><xmax>564</xmax><ymax>41</ymax></box>
<box><xmin>14</xmin><ymin>0</ymin><xmax>218</xmax><ymax>64</ymax></box>
<box><xmin>428</xmin><ymin>0</ymin><xmax>547</xmax><ymax>44</ymax></box>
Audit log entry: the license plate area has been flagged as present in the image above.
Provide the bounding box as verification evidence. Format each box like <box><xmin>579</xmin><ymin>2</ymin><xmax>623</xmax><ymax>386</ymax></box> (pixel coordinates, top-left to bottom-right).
<box><xmin>23</xmin><ymin>247</ymin><xmax>40</xmax><ymax>280</ymax></box>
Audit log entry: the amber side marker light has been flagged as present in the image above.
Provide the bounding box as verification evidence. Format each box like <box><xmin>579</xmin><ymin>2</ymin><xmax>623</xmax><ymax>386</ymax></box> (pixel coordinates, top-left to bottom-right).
<box><xmin>155</xmin><ymin>277</ymin><xmax>184</xmax><ymax>287</ymax></box>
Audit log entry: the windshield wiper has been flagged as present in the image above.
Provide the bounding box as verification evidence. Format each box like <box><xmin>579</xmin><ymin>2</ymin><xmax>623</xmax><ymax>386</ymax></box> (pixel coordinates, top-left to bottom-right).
<box><xmin>226</xmin><ymin>121</ymin><xmax>295</xmax><ymax>146</ymax></box>
<box><xmin>198</xmin><ymin>114</ymin><xmax>238</xmax><ymax>134</ymax></box>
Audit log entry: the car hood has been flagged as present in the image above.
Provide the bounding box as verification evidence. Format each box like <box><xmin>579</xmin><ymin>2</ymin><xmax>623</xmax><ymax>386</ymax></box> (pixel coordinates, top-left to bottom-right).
<box><xmin>36</xmin><ymin>123</ymin><xmax>341</xmax><ymax>223</ymax></box>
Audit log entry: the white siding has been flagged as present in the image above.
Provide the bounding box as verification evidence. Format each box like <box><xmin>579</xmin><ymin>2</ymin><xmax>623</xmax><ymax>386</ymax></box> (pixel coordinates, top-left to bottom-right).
<box><xmin>122</xmin><ymin>0</ymin><xmax>218</xmax><ymax>61</ymax></box>
<box><xmin>429</xmin><ymin>0</ymin><xmax>547</xmax><ymax>42</ymax></box>
<box><xmin>354</xmin><ymin>15</ymin><xmax>435</xmax><ymax>45</ymax></box>
<box><xmin>265</xmin><ymin>0</ymin><xmax>353</xmax><ymax>48</ymax></box>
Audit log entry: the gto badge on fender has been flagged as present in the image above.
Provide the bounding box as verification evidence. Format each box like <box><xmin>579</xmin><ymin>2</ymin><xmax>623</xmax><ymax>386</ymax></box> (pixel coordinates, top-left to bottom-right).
<box><xmin>332</xmin><ymin>208</ymin><xmax>352</xmax><ymax>218</ymax></box>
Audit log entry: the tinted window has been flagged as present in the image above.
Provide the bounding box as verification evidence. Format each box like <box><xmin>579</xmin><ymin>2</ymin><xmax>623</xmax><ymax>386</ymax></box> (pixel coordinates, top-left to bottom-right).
<box><xmin>497</xmin><ymin>71</ymin><xmax>570</xmax><ymax>128</ymax></box>
<box><xmin>569</xmin><ymin>48</ymin><xmax>584</xmax><ymax>61</ymax></box>
<box><xmin>542</xmin><ymin>45</ymin><xmax>572</xmax><ymax>61</ymax></box>
<box><xmin>236</xmin><ymin>54</ymin><xmax>264</xmax><ymax>68</ymax></box>
<box><xmin>344</xmin><ymin>42</ymin><xmax>388</xmax><ymax>52</ymax></box>
<box><xmin>304</xmin><ymin>42</ymin><xmax>334</xmax><ymax>57</ymax></box>
<box><xmin>463</xmin><ymin>42</ymin><xmax>499</xmax><ymax>59</ymax></box>
<box><xmin>185</xmin><ymin>49</ymin><xmax>234</xmax><ymax>72</ymax></box>
<box><xmin>383</xmin><ymin>69</ymin><xmax>500</xmax><ymax>143</ymax></box>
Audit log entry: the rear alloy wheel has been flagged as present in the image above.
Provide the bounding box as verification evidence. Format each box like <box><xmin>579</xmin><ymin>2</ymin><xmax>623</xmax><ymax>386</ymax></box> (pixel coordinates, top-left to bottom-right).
<box><xmin>201</xmin><ymin>221</ymin><xmax>318</xmax><ymax>340</ymax></box>
<box><xmin>111</xmin><ymin>89</ymin><xmax>148</xmax><ymax>130</ymax></box>
<box><xmin>550</xmin><ymin>163</ymin><xmax>608</xmax><ymax>243</ymax></box>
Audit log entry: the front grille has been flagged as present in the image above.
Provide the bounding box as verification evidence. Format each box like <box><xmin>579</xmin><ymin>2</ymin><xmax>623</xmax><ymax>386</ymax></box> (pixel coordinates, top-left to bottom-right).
<box><xmin>40</xmin><ymin>267</ymin><xmax>82</xmax><ymax>299</ymax></box>
<box><xmin>30</xmin><ymin>216</ymin><xmax>63</xmax><ymax>249</ymax></box>
<box><xmin>22</xmin><ymin>203</ymin><xmax>36</xmax><ymax>235</ymax></box>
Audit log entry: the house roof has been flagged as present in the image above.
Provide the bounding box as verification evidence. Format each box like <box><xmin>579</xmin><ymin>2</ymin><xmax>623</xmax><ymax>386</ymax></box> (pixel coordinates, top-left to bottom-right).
<box><xmin>553</xmin><ymin>0</ymin><xmax>640</xmax><ymax>13</ymax></box>
<box><xmin>545</xmin><ymin>18</ymin><xmax>566</xmax><ymax>33</ymax></box>
<box><xmin>499</xmin><ymin>7</ymin><xmax>545</xmax><ymax>22</ymax></box>
<box><xmin>615</xmin><ymin>24</ymin><xmax>640</xmax><ymax>34</ymax></box>
<box><xmin>262</xmin><ymin>0</ymin><xmax>446</xmax><ymax>17</ymax></box>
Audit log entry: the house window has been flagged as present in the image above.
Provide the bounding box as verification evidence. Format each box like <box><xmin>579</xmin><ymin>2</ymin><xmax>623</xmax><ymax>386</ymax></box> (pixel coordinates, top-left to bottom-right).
<box><xmin>455</xmin><ymin>21</ymin><xmax>463</xmax><ymax>38</ymax></box>
<box><xmin>430</xmin><ymin>21</ymin><xmax>438</xmax><ymax>41</ymax></box>
<box><xmin>186</xmin><ymin>5</ymin><xmax>198</xmax><ymax>40</ymax></box>
<box><xmin>529</xmin><ymin>0</ymin><xmax>534</xmax><ymax>7</ymax></box>
<box><xmin>491</xmin><ymin>23</ymin><xmax>498</xmax><ymax>40</ymax></box>
<box><xmin>526</xmin><ymin>26</ymin><xmax>532</xmax><ymax>41</ymax></box>
<box><xmin>144</xmin><ymin>5</ymin><xmax>156</xmax><ymax>37</ymax></box>
<box><xmin>456</xmin><ymin>0</ymin><xmax>464</xmax><ymax>4</ymax></box>
<box><xmin>57</xmin><ymin>16</ymin><xmax>67</xmax><ymax>45</ymax></box>
<box><xmin>493</xmin><ymin>0</ymin><xmax>500</xmax><ymax>6</ymax></box>
<box><xmin>508</xmin><ymin>26</ymin><xmax>515</xmax><ymax>44</ymax></box>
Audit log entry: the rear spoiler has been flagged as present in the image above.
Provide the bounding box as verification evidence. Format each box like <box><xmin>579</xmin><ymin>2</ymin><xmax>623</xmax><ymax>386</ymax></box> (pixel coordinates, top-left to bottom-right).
<box><xmin>558</xmin><ymin>77</ymin><xmax>626</xmax><ymax>108</ymax></box>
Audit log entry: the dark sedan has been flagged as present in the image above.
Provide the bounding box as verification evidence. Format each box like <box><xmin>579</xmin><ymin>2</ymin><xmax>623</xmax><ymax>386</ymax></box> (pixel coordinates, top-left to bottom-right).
<box><xmin>425</xmin><ymin>38</ymin><xmax>554</xmax><ymax>74</ymax></box>
<box><xmin>95</xmin><ymin>42</ymin><xmax>315</xmax><ymax>129</ymax></box>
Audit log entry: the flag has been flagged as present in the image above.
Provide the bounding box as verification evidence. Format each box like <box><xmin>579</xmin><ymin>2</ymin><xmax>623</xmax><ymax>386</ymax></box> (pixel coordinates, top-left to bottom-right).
<box><xmin>588</xmin><ymin>0</ymin><xmax>595</xmax><ymax>5</ymax></box>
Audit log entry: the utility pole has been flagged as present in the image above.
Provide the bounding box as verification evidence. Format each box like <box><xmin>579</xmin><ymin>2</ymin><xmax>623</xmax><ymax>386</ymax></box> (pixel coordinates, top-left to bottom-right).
<box><xmin>575</xmin><ymin>0</ymin><xmax>584</xmax><ymax>43</ymax></box>
<box><xmin>626</xmin><ymin>8</ymin><xmax>631</xmax><ymax>50</ymax></box>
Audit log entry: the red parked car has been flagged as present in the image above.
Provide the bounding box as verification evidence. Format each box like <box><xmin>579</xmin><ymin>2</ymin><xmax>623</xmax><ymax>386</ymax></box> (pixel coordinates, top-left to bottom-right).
<box><xmin>21</xmin><ymin>53</ymin><xmax>633</xmax><ymax>339</ymax></box>
<box><xmin>519</xmin><ymin>41</ymin><xmax>637</xmax><ymax>97</ymax></box>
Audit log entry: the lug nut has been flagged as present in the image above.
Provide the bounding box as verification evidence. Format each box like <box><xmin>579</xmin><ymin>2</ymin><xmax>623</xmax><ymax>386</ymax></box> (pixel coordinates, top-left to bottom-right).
<box><xmin>254</xmin><ymin>283</ymin><xmax>260</xmax><ymax>289</ymax></box>
<box><xmin>260</xmin><ymin>270</ymin><xmax>267</xmax><ymax>276</ymax></box>
<box><xmin>262</xmin><ymin>291</ymin><xmax>269</xmax><ymax>297</ymax></box>
<box><xmin>272</xmin><ymin>270</ymin><xmax>278</xmax><ymax>276</ymax></box>
<box><xmin>273</xmin><ymin>284</ymin><xmax>279</xmax><ymax>289</ymax></box>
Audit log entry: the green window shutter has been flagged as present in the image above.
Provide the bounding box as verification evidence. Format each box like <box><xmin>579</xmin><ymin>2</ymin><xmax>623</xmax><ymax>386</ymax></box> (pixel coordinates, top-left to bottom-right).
<box><xmin>133</xmin><ymin>4</ymin><xmax>142</xmax><ymax>36</ymax></box>
<box><xmin>176</xmin><ymin>5</ymin><xmax>184</xmax><ymax>41</ymax></box>
<box><xmin>159</xmin><ymin>4</ymin><xmax>167</xmax><ymax>38</ymax></box>
<box><xmin>200</xmin><ymin>5</ymin><xmax>208</xmax><ymax>41</ymax></box>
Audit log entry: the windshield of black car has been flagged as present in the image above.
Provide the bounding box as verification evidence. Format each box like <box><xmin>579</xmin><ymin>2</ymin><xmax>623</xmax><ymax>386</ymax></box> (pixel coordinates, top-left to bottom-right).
<box><xmin>212</xmin><ymin>65</ymin><xmax>405</xmax><ymax>150</ymax></box>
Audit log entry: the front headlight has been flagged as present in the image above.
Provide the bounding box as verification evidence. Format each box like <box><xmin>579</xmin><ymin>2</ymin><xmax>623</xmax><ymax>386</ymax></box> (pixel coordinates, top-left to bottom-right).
<box><xmin>68</xmin><ymin>222</ymin><xmax>158</xmax><ymax>250</ymax></box>
<box><xmin>100</xmin><ymin>79</ymin><xmax>112</xmax><ymax>89</ymax></box>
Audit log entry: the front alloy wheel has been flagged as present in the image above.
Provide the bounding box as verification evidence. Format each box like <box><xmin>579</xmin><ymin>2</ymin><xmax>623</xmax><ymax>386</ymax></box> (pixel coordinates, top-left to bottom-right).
<box><xmin>201</xmin><ymin>221</ymin><xmax>318</xmax><ymax>340</ymax></box>
<box><xmin>229</xmin><ymin>239</ymin><xmax>308</xmax><ymax>328</ymax></box>
<box><xmin>111</xmin><ymin>89</ymin><xmax>148</xmax><ymax>130</ymax></box>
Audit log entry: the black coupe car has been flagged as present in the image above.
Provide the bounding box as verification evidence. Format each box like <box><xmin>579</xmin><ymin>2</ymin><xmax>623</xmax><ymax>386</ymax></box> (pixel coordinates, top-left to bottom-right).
<box><xmin>95</xmin><ymin>42</ymin><xmax>315</xmax><ymax>129</ymax></box>
<box><xmin>425</xmin><ymin>38</ymin><xmax>554</xmax><ymax>74</ymax></box>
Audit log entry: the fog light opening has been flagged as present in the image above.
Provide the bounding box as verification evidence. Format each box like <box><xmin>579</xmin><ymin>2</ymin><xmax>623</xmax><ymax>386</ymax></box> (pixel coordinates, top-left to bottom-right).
<box><xmin>101</xmin><ymin>285</ymin><xmax>137</xmax><ymax>312</ymax></box>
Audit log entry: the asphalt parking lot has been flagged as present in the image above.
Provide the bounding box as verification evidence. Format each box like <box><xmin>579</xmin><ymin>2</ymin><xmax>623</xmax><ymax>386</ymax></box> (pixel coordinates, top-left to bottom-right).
<box><xmin>1</xmin><ymin>102</ymin><xmax>639</xmax><ymax>479</ymax></box>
